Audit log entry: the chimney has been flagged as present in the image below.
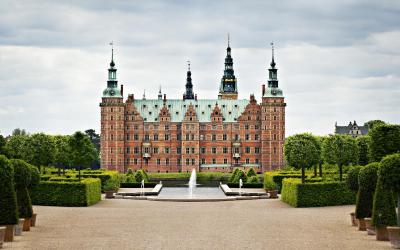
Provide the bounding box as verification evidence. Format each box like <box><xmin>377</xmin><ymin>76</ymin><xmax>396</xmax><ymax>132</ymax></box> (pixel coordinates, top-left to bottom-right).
<box><xmin>262</xmin><ymin>84</ymin><xmax>265</xmax><ymax>96</ymax></box>
<box><xmin>120</xmin><ymin>84</ymin><xmax>124</xmax><ymax>96</ymax></box>
<box><xmin>195</xmin><ymin>94</ymin><xmax>197</xmax><ymax>101</ymax></box>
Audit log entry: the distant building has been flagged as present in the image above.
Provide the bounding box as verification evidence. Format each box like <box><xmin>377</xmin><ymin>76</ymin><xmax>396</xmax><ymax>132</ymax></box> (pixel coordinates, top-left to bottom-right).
<box><xmin>100</xmin><ymin>40</ymin><xmax>286</xmax><ymax>173</ymax></box>
<box><xmin>335</xmin><ymin>121</ymin><xmax>369</xmax><ymax>137</ymax></box>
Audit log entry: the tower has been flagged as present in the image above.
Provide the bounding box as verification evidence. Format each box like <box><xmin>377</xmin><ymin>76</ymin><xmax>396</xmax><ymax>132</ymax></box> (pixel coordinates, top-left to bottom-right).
<box><xmin>100</xmin><ymin>43</ymin><xmax>125</xmax><ymax>172</ymax></box>
<box><xmin>261</xmin><ymin>43</ymin><xmax>286</xmax><ymax>171</ymax></box>
<box><xmin>183</xmin><ymin>61</ymin><xmax>195</xmax><ymax>100</ymax></box>
<box><xmin>218</xmin><ymin>34</ymin><xmax>238</xmax><ymax>100</ymax></box>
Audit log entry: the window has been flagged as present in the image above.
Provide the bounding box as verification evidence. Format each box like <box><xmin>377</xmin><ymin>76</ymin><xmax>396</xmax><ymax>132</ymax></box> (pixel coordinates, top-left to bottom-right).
<box><xmin>212</xmin><ymin>159</ymin><xmax>216</xmax><ymax>164</ymax></box>
<box><xmin>223</xmin><ymin>134</ymin><xmax>227</xmax><ymax>140</ymax></box>
<box><xmin>201</xmin><ymin>147</ymin><xmax>206</xmax><ymax>154</ymax></box>
<box><xmin>177</xmin><ymin>158</ymin><xmax>181</xmax><ymax>165</ymax></box>
<box><xmin>186</xmin><ymin>124</ymin><xmax>190</xmax><ymax>130</ymax></box>
<box><xmin>255</xmin><ymin>159</ymin><xmax>259</xmax><ymax>164</ymax></box>
<box><xmin>126</xmin><ymin>134</ymin><xmax>130</xmax><ymax>141</ymax></box>
<box><xmin>154</xmin><ymin>134</ymin><xmax>158</xmax><ymax>140</ymax></box>
<box><xmin>223</xmin><ymin>147</ymin><xmax>228</xmax><ymax>154</ymax></box>
<box><xmin>191</xmin><ymin>159</ymin><xmax>195</xmax><ymax>165</ymax></box>
<box><xmin>234</xmin><ymin>134</ymin><xmax>239</xmax><ymax>141</ymax></box>
<box><xmin>212</xmin><ymin>147</ymin><xmax>217</xmax><ymax>154</ymax></box>
<box><xmin>110</xmin><ymin>134</ymin><xmax>114</xmax><ymax>141</ymax></box>
<box><xmin>246</xmin><ymin>158</ymin><xmax>250</xmax><ymax>164</ymax></box>
<box><xmin>134</xmin><ymin>134</ymin><xmax>139</xmax><ymax>140</ymax></box>
<box><xmin>191</xmin><ymin>134</ymin><xmax>195</xmax><ymax>140</ymax></box>
<box><xmin>165</xmin><ymin>125</ymin><xmax>169</xmax><ymax>130</ymax></box>
<box><xmin>144</xmin><ymin>134</ymin><xmax>149</xmax><ymax>141</ymax></box>
<box><xmin>245</xmin><ymin>134</ymin><xmax>250</xmax><ymax>140</ymax></box>
<box><xmin>255</xmin><ymin>125</ymin><xmax>259</xmax><ymax>130</ymax></box>
<box><xmin>191</xmin><ymin>147</ymin><xmax>195</xmax><ymax>154</ymax></box>
<box><xmin>274</xmin><ymin>147</ymin><xmax>277</xmax><ymax>154</ymax></box>
<box><xmin>134</xmin><ymin>147</ymin><xmax>139</xmax><ymax>154</ymax></box>
<box><xmin>166</xmin><ymin>159</ymin><xmax>170</xmax><ymax>165</ymax></box>
<box><xmin>186</xmin><ymin>159</ymin><xmax>190</xmax><ymax>165</ymax></box>
<box><xmin>274</xmin><ymin>116</ymin><xmax>277</xmax><ymax>121</ymax></box>
<box><xmin>255</xmin><ymin>134</ymin><xmax>259</xmax><ymax>140</ymax></box>
<box><xmin>126</xmin><ymin>147</ymin><xmax>130</xmax><ymax>153</ymax></box>
<box><xmin>165</xmin><ymin>147</ymin><xmax>170</xmax><ymax>154</ymax></box>
<box><xmin>186</xmin><ymin>134</ymin><xmax>190</xmax><ymax>140</ymax></box>
<box><xmin>245</xmin><ymin>147</ymin><xmax>250</xmax><ymax>153</ymax></box>
<box><xmin>177</xmin><ymin>147</ymin><xmax>181</xmax><ymax>154</ymax></box>
<box><xmin>245</xmin><ymin>124</ymin><xmax>249</xmax><ymax>130</ymax></box>
<box><xmin>255</xmin><ymin>147</ymin><xmax>260</xmax><ymax>154</ymax></box>
<box><xmin>234</xmin><ymin>148</ymin><xmax>239</xmax><ymax>153</ymax></box>
<box><xmin>165</xmin><ymin>134</ymin><xmax>170</xmax><ymax>140</ymax></box>
<box><xmin>186</xmin><ymin>147</ymin><xmax>190</xmax><ymax>154</ymax></box>
<box><xmin>153</xmin><ymin>147</ymin><xmax>159</xmax><ymax>154</ymax></box>
<box><xmin>134</xmin><ymin>125</ymin><xmax>139</xmax><ymax>130</ymax></box>
<box><xmin>224</xmin><ymin>159</ymin><xmax>228</xmax><ymax>164</ymax></box>
<box><xmin>212</xmin><ymin>134</ymin><xmax>216</xmax><ymax>141</ymax></box>
<box><xmin>177</xmin><ymin>134</ymin><xmax>181</xmax><ymax>140</ymax></box>
<box><xmin>201</xmin><ymin>158</ymin><xmax>205</xmax><ymax>164</ymax></box>
<box><xmin>157</xmin><ymin>159</ymin><xmax>161</xmax><ymax>165</ymax></box>
<box><xmin>134</xmin><ymin>159</ymin><xmax>138</xmax><ymax>165</ymax></box>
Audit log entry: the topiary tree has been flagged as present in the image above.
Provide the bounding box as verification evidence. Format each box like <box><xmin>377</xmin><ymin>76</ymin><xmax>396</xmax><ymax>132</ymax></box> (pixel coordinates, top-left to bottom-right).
<box><xmin>233</xmin><ymin>169</ymin><xmax>247</xmax><ymax>184</ymax></box>
<box><xmin>369</xmin><ymin>124</ymin><xmax>400</xmax><ymax>162</ymax></box>
<box><xmin>134</xmin><ymin>169</ymin><xmax>149</xmax><ymax>183</ymax></box>
<box><xmin>379</xmin><ymin>153</ymin><xmax>400</xmax><ymax>226</ymax></box>
<box><xmin>126</xmin><ymin>168</ymin><xmax>134</xmax><ymax>175</ymax></box>
<box><xmin>347</xmin><ymin>166</ymin><xmax>362</xmax><ymax>193</ymax></box>
<box><xmin>355</xmin><ymin>162</ymin><xmax>379</xmax><ymax>219</ymax></box>
<box><xmin>0</xmin><ymin>155</ymin><xmax>19</xmax><ymax>225</ymax></box>
<box><xmin>247</xmin><ymin>176</ymin><xmax>259</xmax><ymax>184</ymax></box>
<box><xmin>356</xmin><ymin>136</ymin><xmax>371</xmax><ymax>166</ymax></box>
<box><xmin>371</xmin><ymin>175</ymin><xmax>397</xmax><ymax>228</ymax></box>
<box><xmin>10</xmin><ymin>159</ymin><xmax>33</xmax><ymax>219</ymax></box>
<box><xmin>285</xmin><ymin>133</ymin><xmax>320</xmax><ymax>183</ymax></box>
<box><xmin>322</xmin><ymin>134</ymin><xmax>358</xmax><ymax>181</ymax></box>
<box><xmin>246</xmin><ymin>168</ymin><xmax>257</xmax><ymax>177</ymax></box>
<box><xmin>229</xmin><ymin>168</ymin><xmax>240</xmax><ymax>183</ymax></box>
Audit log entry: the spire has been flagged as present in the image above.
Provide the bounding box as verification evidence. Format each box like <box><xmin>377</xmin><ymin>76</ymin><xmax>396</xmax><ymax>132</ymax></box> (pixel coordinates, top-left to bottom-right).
<box><xmin>143</xmin><ymin>89</ymin><xmax>146</xmax><ymax>100</ymax></box>
<box><xmin>109</xmin><ymin>41</ymin><xmax>115</xmax><ymax>67</ymax></box>
<box><xmin>102</xmin><ymin>42</ymin><xmax>122</xmax><ymax>98</ymax></box>
<box><xmin>218</xmin><ymin>34</ymin><xmax>238</xmax><ymax>100</ymax></box>
<box><xmin>268</xmin><ymin>42</ymin><xmax>278</xmax><ymax>88</ymax></box>
<box><xmin>158</xmin><ymin>86</ymin><xmax>162</xmax><ymax>100</ymax></box>
<box><xmin>183</xmin><ymin>60</ymin><xmax>195</xmax><ymax>100</ymax></box>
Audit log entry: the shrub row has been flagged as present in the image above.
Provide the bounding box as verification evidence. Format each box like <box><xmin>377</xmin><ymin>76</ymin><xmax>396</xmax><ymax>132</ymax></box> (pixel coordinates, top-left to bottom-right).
<box><xmin>281</xmin><ymin>178</ymin><xmax>356</xmax><ymax>207</ymax></box>
<box><xmin>31</xmin><ymin>178</ymin><xmax>101</xmax><ymax>206</ymax></box>
<box><xmin>79</xmin><ymin>171</ymin><xmax>119</xmax><ymax>192</ymax></box>
<box><xmin>264</xmin><ymin>172</ymin><xmax>302</xmax><ymax>191</ymax></box>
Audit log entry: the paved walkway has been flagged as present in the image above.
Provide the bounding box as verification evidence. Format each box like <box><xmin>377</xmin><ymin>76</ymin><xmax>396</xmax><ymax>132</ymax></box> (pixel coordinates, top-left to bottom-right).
<box><xmin>6</xmin><ymin>198</ymin><xmax>390</xmax><ymax>250</ymax></box>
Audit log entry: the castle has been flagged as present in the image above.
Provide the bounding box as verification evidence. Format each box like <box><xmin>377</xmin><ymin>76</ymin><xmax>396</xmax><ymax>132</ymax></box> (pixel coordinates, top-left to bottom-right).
<box><xmin>100</xmin><ymin>41</ymin><xmax>286</xmax><ymax>173</ymax></box>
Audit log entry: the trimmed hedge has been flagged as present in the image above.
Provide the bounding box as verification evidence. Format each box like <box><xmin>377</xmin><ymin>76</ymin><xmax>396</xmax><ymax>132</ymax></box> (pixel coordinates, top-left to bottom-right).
<box><xmin>347</xmin><ymin>166</ymin><xmax>362</xmax><ymax>192</ymax></box>
<box><xmin>232</xmin><ymin>169</ymin><xmax>247</xmax><ymax>183</ymax></box>
<box><xmin>247</xmin><ymin>175</ymin><xmax>260</xmax><ymax>184</ymax></box>
<box><xmin>10</xmin><ymin>159</ymin><xmax>33</xmax><ymax>219</ymax></box>
<box><xmin>264</xmin><ymin>172</ymin><xmax>302</xmax><ymax>191</ymax></box>
<box><xmin>31</xmin><ymin>178</ymin><xmax>101</xmax><ymax>206</ymax></box>
<box><xmin>80</xmin><ymin>171</ymin><xmax>119</xmax><ymax>192</ymax></box>
<box><xmin>120</xmin><ymin>182</ymin><xmax>158</xmax><ymax>188</ymax></box>
<box><xmin>227</xmin><ymin>183</ymin><xmax>263</xmax><ymax>188</ymax></box>
<box><xmin>229</xmin><ymin>168</ymin><xmax>240</xmax><ymax>183</ymax></box>
<box><xmin>0</xmin><ymin>155</ymin><xmax>19</xmax><ymax>225</ymax></box>
<box><xmin>281</xmin><ymin>178</ymin><xmax>356</xmax><ymax>207</ymax></box>
<box><xmin>246</xmin><ymin>168</ymin><xmax>257</xmax><ymax>177</ymax></box>
<box><xmin>355</xmin><ymin>162</ymin><xmax>379</xmax><ymax>219</ymax></box>
<box><xmin>371</xmin><ymin>175</ymin><xmax>397</xmax><ymax>227</ymax></box>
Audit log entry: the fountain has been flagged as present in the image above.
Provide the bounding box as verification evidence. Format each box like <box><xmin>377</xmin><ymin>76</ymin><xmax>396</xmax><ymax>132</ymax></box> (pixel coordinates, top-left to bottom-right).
<box><xmin>188</xmin><ymin>169</ymin><xmax>197</xmax><ymax>197</ymax></box>
<box><xmin>140</xmin><ymin>180</ymin><xmax>145</xmax><ymax>196</ymax></box>
<box><xmin>239</xmin><ymin>178</ymin><xmax>243</xmax><ymax>196</ymax></box>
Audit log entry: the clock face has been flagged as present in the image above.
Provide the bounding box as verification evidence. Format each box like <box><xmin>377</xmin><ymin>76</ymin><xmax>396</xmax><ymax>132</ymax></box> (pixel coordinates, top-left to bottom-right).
<box><xmin>225</xmin><ymin>83</ymin><xmax>234</xmax><ymax>92</ymax></box>
<box><xmin>110</xmin><ymin>90</ymin><xmax>115</xmax><ymax>96</ymax></box>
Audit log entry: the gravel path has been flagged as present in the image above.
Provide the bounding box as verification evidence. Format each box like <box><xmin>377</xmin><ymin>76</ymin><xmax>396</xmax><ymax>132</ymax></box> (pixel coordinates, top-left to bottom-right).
<box><xmin>6</xmin><ymin>198</ymin><xmax>390</xmax><ymax>250</ymax></box>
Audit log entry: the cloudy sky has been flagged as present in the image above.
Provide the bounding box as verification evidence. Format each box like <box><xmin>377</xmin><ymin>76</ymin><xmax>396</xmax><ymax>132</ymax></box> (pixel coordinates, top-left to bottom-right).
<box><xmin>0</xmin><ymin>0</ymin><xmax>399</xmax><ymax>136</ymax></box>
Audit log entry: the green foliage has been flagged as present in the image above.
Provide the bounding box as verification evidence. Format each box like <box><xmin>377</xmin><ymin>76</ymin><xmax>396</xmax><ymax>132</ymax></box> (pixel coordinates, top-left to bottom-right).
<box><xmin>247</xmin><ymin>175</ymin><xmax>259</xmax><ymax>184</ymax></box>
<box><xmin>0</xmin><ymin>135</ymin><xmax>6</xmax><ymax>155</ymax></box>
<box><xmin>322</xmin><ymin>134</ymin><xmax>358</xmax><ymax>181</ymax></box>
<box><xmin>104</xmin><ymin>178</ymin><xmax>119</xmax><ymax>191</ymax></box>
<box><xmin>10</xmin><ymin>159</ymin><xmax>33</xmax><ymax>218</ymax></box>
<box><xmin>369</xmin><ymin>124</ymin><xmax>400</xmax><ymax>162</ymax></box>
<box><xmin>28</xmin><ymin>165</ymin><xmax>40</xmax><ymax>188</ymax></box>
<box><xmin>371</xmin><ymin>176</ymin><xmax>397</xmax><ymax>227</ymax></box>
<box><xmin>246</xmin><ymin>168</ymin><xmax>257</xmax><ymax>177</ymax></box>
<box><xmin>126</xmin><ymin>168</ymin><xmax>134</xmax><ymax>175</ymax></box>
<box><xmin>281</xmin><ymin>178</ymin><xmax>356</xmax><ymax>207</ymax></box>
<box><xmin>31</xmin><ymin>178</ymin><xmax>101</xmax><ymax>206</ymax></box>
<box><xmin>229</xmin><ymin>168</ymin><xmax>240</xmax><ymax>182</ymax></box>
<box><xmin>25</xmin><ymin>133</ymin><xmax>55</xmax><ymax>167</ymax></box>
<box><xmin>80</xmin><ymin>170</ymin><xmax>119</xmax><ymax>192</ymax></box>
<box><xmin>0</xmin><ymin>155</ymin><xmax>19</xmax><ymax>225</ymax></box>
<box><xmin>347</xmin><ymin>166</ymin><xmax>362</xmax><ymax>192</ymax></box>
<box><xmin>365</xmin><ymin>120</ymin><xmax>386</xmax><ymax>130</ymax></box>
<box><xmin>4</xmin><ymin>134</ymin><xmax>29</xmax><ymax>160</ymax></box>
<box><xmin>232</xmin><ymin>169</ymin><xmax>247</xmax><ymax>183</ymax></box>
<box><xmin>356</xmin><ymin>136</ymin><xmax>371</xmax><ymax>166</ymax></box>
<box><xmin>379</xmin><ymin>153</ymin><xmax>400</xmax><ymax>193</ymax></box>
<box><xmin>69</xmin><ymin>131</ymin><xmax>97</xmax><ymax>170</ymax></box>
<box><xmin>284</xmin><ymin>133</ymin><xmax>320</xmax><ymax>183</ymax></box>
<box><xmin>134</xmin><ymin>169</ymin><xmax>149</xmax><ymax>182</ymax></box>
<box><xmin>355</xmin><ymin>162</ymin><xmax>379</xmax><ymax>219</ymax></box>
<box><xmin>53</xmin><ymin>135</ymin><xmax>72</xmax><ymax>169</ymax></box>
<box><xmin>264</xmin><ymin>172</ymin><xmax>302</xmax><ymax>191</ymax></box>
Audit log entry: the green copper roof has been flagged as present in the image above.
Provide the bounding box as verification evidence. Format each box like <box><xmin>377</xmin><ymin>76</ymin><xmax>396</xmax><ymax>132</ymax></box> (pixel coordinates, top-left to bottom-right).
<box><xmin>263</xmin><ymin>87</ymin><xmax>283</xmax><ymax>97</ymax></box>
<box><xmin>133</xmin><ymin>99</ymin><xmax>249</xmax><ymax>123</ymax></box>
<box><xmin>103</xmin><ymin>87</ymin><xmax>122</xmax><ymax>98</ymax></box>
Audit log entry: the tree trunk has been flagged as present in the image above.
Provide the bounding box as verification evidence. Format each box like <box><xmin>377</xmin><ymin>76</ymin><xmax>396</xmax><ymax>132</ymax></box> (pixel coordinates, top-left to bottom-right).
<box><xmin>313</xmin><ymin>165</ymin><xmax>317</xmax><ymax>177</ymax></box>
<box><xmin>301</xmin><ymin>167</ymin><xmax>305</xmax><ymax>184</ymax></box>
<box><xmin>319</xmin><ymin>162</ymin><xmax>323</xmax><ymax>177</ymax></box>
<box><xmin>57</xmin><ymin>164</ymin><xmax>61</xmax><ymax>176</ymax></box>
<box><xmin>78</xmin><ymin>166</ymin><xmax>81</xmax><ymax>181</ymax></box>
<box><xmin>339</xmin><ymin>164</ymin><xmax>343</xmax><ymax>182</ymax></box>
<box><xmin>398</xmin><ymin>193</ymin><xmax>400</xmax><ymax>226</ymax></box>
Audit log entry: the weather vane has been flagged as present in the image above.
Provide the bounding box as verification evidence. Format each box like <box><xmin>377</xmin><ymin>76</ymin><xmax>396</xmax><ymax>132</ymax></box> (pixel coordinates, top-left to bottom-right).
<box><xmin>187</xmin><ymin>60</ymin><xmax>191</xmax><ymax>71</ymax></box>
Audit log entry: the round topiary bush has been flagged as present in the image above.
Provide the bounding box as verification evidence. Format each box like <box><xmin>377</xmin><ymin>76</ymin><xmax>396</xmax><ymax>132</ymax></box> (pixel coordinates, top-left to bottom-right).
<box><xmin>371</xmin><ymin>175</ymin><xmax>397</xmax><ymax>228</ymax></box>
<box><xmin>246</xmin><ymin>168</ymin><xmax>257</xmax><ymax>177</ymax></box>
<box><xmin>247</xmin><ymin>175</ymin><xmax>259</xmax><ymax>184</ymax></box>
<box><xmin>10</xmin><ymin>159</ymin><xmax>33</xmax><ymax>219</ymax></box>
<box><xmin>233</xmin><ymin>169</ymin><xmax>247</xmax><ymax>184</ymax></box>
<box><xmin>229</xmin><ymin>168</ymin><xmax>240</xmax><ymax>183</ymax></box>
<box><xmin>134</xmin><ymin>169</ymin><xmax>148</xmax><ymax>183</ymax></box>
<box><xmin>355</xmin><ymin>162</ymin><xmax>379</xmax><ymax>219</ymax></box>
<box><xmin>0</xmin><ymin>155</ymin><xmax>19</xmax><ymax>225</ymax></box>
<box><xmin>347</xmin><ymin>166</ymin><xmax>362</xmax><ymax>193</ymax></box>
